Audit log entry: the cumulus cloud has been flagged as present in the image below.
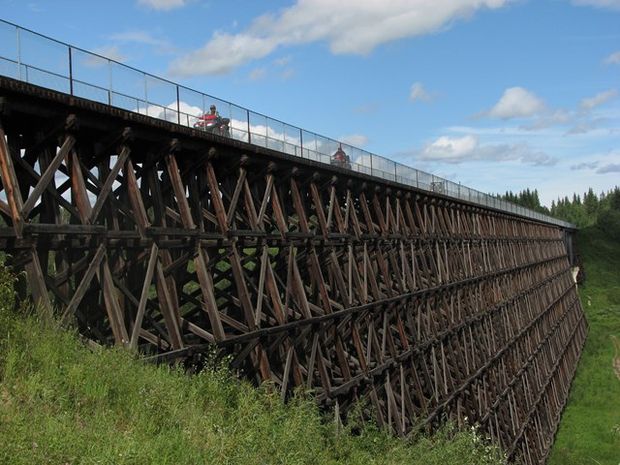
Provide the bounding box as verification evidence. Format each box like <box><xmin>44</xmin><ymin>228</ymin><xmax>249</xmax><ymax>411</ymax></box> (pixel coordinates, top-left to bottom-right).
<box><xmin>579</xmin><ymin>89</ymin><xmax>618</xmax><ymax>111</ymax></box>
<box><xmin>273</xmin><ymin>56</ymin><xmax>292</xmax><ymax>67</ymax></box>
<box><xmin>571</xmin><ymin>161</ymin><xmax>599</xmax><ymax>170</ymax></box>
<box><xmin>596</xmin><ymin>163</ymin><xmax>620</xmax><ymax>174</ymax></box>
<box><xmin>484</xmin><ymin>87</ymin><xmax>546</xmax><ymax>120</ymax></box>
<box><xmin>572</xmin><ymin>0</ymin><xmax>620</xmax><ymax>10</ymax></box>
<box><xmin>137</xmin><ymin>0</ymin><xmax>187</xmax><ymax>10</ymax></box>
<box><xmin>109</xmin><ymin>31</ymin><xmax>174</xmax><ymax>52</ymax></box>
<box><xmin>340</xmin><ymin>134</ymin><xmax>369</xmax><ymax>147</ymax></box>
<box><xmin>420</xmin><ymin>134</ymin><xmax>556</xmax><ymax>166</ymax></box>
<box><xmin>170</xmin><ymin>0</ymin><xmax>509</xmax><ymax>76</ymax></box>
<box><xmin>521</xmin><ymin>109</ymin><xmax>572</xmax><ymax>131</ymax></box>
<box><xmin>172</xmin><ymin>34</ymin><xmax>277</xmax><ymax>75</ymax></box>
<box><xmin>410</xmin><ymin>82</ymin><xmax>432</xmax><ymax>102</ymax></box>
<box><xmin>422</xmin><ymin>135</ymin><xmax>479</xmax><ymax>160</ymax></box>
<box><xmin>273</xmin><ymin>56</ymin><xmax>295</xmax><ymax>80</ymax></box>
<box><xmin>516</xmin><ymin>88</ymin><xmax>618</xmax><ymax>134</ymax></box>
<box><xmin>249</xmin><ymin>67</ymin><xmax>267</xmax><ymax>81</ymax></box>
<box><xmin>604</xmin><ymin>51</ymin><xmax>620</xmax><ymax>65</ymax></box>
<box><xmin>566</xmin><ymin>117</ymin><xmax>610</xmax><ymax>135</ymax></box>
<box><xmin>89</xmin><ymin>45</ymin><xmax>127</xmax><ymax>64</ymax></box>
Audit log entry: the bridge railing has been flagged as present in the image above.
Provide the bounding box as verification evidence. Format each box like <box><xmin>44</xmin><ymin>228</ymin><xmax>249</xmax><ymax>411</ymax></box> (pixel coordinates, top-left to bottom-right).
<box><xmin>0</xmin><ymin>19</ymin><xmax>574</xmax><ymax>229</ymax></box>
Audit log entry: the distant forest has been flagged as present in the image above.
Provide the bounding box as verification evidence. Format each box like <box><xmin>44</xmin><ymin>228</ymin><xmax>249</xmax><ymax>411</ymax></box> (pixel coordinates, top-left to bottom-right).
<box><xmin>498</xmin><ymin>186</ymin><xmax>620</xmax><ymax>231</ymax></box>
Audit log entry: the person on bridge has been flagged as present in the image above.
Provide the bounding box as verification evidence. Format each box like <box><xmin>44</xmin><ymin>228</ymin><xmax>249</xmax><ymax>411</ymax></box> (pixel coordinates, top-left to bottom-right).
<box><xmin>195</xmin><ymin>104</ymin><xmax>228</xmax><ymax>134</ymax></box>
<box><xmin>331</xmin><ymin>144</ymin><xmax>351</xmax><ymax>169</ymax></box>
<box><xmin>198</xmin><ymin>104</ymin><xmax>219</xmax><ymax>124</ymax></box>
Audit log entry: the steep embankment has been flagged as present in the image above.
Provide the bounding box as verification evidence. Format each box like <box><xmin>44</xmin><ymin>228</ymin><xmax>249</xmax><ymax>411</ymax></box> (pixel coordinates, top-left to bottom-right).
<box><xmin>0</xmin><ymin>265</ymin><xmax>506</xmax><ymax>465</ymax></box>
<box><xmin>549</xmin><ymin>225</ymin><xmax>620</xmax><ymax>464</ymax></box>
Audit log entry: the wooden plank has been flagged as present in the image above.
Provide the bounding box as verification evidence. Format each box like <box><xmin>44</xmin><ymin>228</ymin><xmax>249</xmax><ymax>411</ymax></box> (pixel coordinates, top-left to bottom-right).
<box><xmin>125</xmin><ymin>158</ymin><xmax>150</xmax><ymax>237</ymax></box>
<box><xmin>167</xmin><ymin>152</ymin><xmax>196</xmax><ymax>228</ymax></box>
<box><xmin>24</xmin><ymin>248</ymin><xmax>53</xmax><ymax>317</ymax></box>
<box><xmin>0</xmin><ymin>125</ymin><xmax>24</xmax><ymax>236</ymax></box>
<box><xmin>89</xmin><ymin>145</ymin><xmax>130</xmax><ymax>223</ymax></box>
<box><xmin>21</xmin><ymin>135</ymin><xmax>75</xmax><ymax>218</ymax></box>
<box><xmin>60</xmin><ymin>244</ymin><xmax>106</xmax><ymax>324</ymax></box>
<box><xmin>195</xmin><ymin>246</ymin><xmax>226</xmax><ymax>341</ymax></box>
<box><xmin>129</xmin><ymin>243</ymin><xmax>159</xmax><ymax>349</ymax></box>
<box><xmin>257</xmin><ymin>174</ymin><xmax>274</xmax><ymax>227</ymax></box>
<box><xmin>226</xmin><ymin>167</ymin><xmax>246</xmax><ymax>226</ymax></box>
<box><xmin>69</xmin><ymin>151</ymin><xmax>93</xmax><ymax>219</ymax></box>
<box><xmin>155</xmin><ymin>258</ymin><xmax>184</xmax><ymax>349</ymax></box>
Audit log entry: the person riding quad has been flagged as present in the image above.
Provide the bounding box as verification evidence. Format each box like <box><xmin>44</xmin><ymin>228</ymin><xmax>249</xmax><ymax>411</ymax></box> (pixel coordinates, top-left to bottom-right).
<box><xmin>194</xmin><ymin>104</ymin><xmax>230</xmax><ymax>136</ymax></box>
<box><xmin>196</xmin><ymin>105</ymin><xmax>219</xmax><ymax>126</ymax></box>
<box><xmin>331</xmin><ymin>144</ymin><xmax>351</xmax><ymax>169</ymax></box>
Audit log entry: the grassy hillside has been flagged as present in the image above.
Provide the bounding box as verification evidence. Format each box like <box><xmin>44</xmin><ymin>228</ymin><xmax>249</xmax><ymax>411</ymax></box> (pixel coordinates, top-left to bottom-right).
<box><xmin>549</xmin><ymin>225</ymin><xmax>620</xmax><ymax>464</ymax></box>
<box><xmin>0</xmin><ymin>265</ymin><xmax>506</xmax><ymax>465</ymax></box>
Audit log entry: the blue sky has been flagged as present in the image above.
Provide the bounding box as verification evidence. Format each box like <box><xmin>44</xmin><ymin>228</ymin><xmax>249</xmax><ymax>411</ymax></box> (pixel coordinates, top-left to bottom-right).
<box><xmin>2</xmin><ymin>0</ymin><xmax>619</xmax><ymax>205</ymax></box>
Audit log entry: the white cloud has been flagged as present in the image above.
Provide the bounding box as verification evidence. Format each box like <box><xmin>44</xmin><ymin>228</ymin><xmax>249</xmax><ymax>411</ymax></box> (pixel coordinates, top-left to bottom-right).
<box><xmin>420</xmin><ymin>134</ymin><xmax>556</xmax><ymax>166</ymax></box>
<box><xmin>170</xmin><ymin>0</ymin><xmax>509</xmax><ymax>76</ymax></box>
<box><xmin>273</xmin><ymin>56</ymin><xmax>292</xmax><ymax>67</ymax></box>
<box><xmin>604</xmin><ymin>51</ymin><xmax>620</xmax><ymax>65</ymax></box>
<box><xmin>137</xmin><ymin>0</ymin><xmax>187</xmax><ymax>10</ymax></box>
<box><xmin>521</xmin><ymin>109</ymin><xmax>573</xmax><ymax>131</ymax></box>
<box><xmin>172</xmin><ymin>33</ymin><xmax>277</xmax><ymax>75</ymax></box>
<box><xmin>340</xmin><ymin>134</ymin><xmax>369</xmax><ymax>147</ymax></box>
<box><xmin>423</xmin><ymin>135</ymin><xmax>479</xmax><ymax>160</ymax></box>
<box><xmin>273</xmin><ymin>56</ymin><xmax>295</xmax><ymax>80</ymax></box>
<box><xmin>89</xmin><ymin>45</ymin><xmax>127</xmax><ymax>64</ymax></box>
<box><xmin>571</xmin><ymin>161</ymin><xmax>599</xmax><ymax>170</ymax></box>
<box><xmin>110</xmin><ymin>31</ymin><xmax>173</xmax><ymax>49</ymax></box>
<box><xmin>597</xmin><ymin>163</ymin><xmax>620</xmax><ymax>173</ymax></box>
<box><xmin>572</xmin><ymin>0</ymin><xmax>620</xmax><ymax>10</ymax></box>
<box><xmin>410</xmin><ymin>82</ymin><xmax>432</xmax><ymax>102</ymax></box>
<box><xmin>135</xmin><ymin>100</ymin><xmax>202</xmax><ymax>122</ymax></box>
<box><xmin>580</xmin><ymin>89</ymin><xmax>618</xmax><ymax>111</ymax></box>
<box><xmin>566</xmin><ymin>120</ymin><xmax>598</xmax><ymax>135</ymax></box>
<box><xmin>249</xmin><ymin>67</ymin><xmax>267</xmax><ymax>81</ymax></box>
<box><xmin>485</xmin><ymin>87</ymin><xmax>546</xmax><ymax>120</ymax></box>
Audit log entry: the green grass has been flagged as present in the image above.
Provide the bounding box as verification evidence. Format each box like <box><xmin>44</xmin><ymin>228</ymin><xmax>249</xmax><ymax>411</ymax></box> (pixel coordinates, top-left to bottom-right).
<box><xmin>0</xmin><ymin>265</ymin><xmax>506</xmax><ymax>465</ymax></box>
<box><xmin>549</xmin><ymin>226</ymin><xmax>620</xmax><ymax>465</ymax></box>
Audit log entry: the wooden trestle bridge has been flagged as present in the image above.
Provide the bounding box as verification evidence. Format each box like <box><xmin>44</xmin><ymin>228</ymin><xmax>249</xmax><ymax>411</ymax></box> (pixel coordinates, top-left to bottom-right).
<box><xmin>0</xmin><ymin>76</ymin><xmax>586</xmax><ymax>464</ymax></box>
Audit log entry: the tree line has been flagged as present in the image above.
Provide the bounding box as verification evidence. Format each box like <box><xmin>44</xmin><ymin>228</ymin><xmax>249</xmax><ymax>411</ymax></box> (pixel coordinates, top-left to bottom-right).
<box><xmin>498</xmin><ymin>186</ymin><xmax>620</xmax><ymax>231</ymax></box>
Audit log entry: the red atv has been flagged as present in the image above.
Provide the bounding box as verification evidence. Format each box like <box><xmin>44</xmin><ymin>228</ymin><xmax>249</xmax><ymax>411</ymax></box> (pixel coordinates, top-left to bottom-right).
<box><xmin>194</xmin><ymin>113</ymin><xmax>231</xmax><ymax>137</ymax></box>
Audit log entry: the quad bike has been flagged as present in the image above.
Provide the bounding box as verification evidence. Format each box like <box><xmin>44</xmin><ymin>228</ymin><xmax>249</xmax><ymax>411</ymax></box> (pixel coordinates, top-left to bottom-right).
<box><xmin>194</xmin><ymin>114</ymin><xmax>231</xmax><ymax>137</ymax></box>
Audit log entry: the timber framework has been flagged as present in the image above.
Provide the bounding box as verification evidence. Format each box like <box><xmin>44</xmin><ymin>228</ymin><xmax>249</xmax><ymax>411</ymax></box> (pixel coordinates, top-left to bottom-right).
<box><xmin>0</xmin><ymin>77</ymin><xmax>586</xmax><ymax>465</ymax></box>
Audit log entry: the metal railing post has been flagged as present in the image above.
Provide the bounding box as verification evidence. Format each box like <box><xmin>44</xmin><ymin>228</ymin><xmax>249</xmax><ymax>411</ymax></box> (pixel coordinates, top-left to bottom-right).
<box><xmin>108</xmin><ymin>60</ymin><xmax>112</xmax><ymax>105</ymax></box>
<box><xmin>143</xmin><ymin>75</ymin><xmax>148</xmax><ymax>115</ymax></box>
<box><xmin>247</xmin><ymin>109</ymin><xmax>251</xmax><ymax>144</ymax></box>
<box><xmin>16</xmin><ymin>27</ymin><xmax>21</xmax><ymax>80</ymax></box>
<box><xmin>176</xmin><ymin>85</ymin><xmax>181</xmax><ymax>125</ymax></box>
<box><xmin>68</xmin><ymin>46</ymin><xmax>73</xmax><ymax>95</ymax></box>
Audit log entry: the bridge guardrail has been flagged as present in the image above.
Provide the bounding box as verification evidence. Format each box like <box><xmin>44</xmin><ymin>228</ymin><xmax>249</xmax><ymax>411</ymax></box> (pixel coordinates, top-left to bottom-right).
<box><xmin>0</xmin><ymin>18</ymin><xmax>574</xmax><ymax>229</ymax></box>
